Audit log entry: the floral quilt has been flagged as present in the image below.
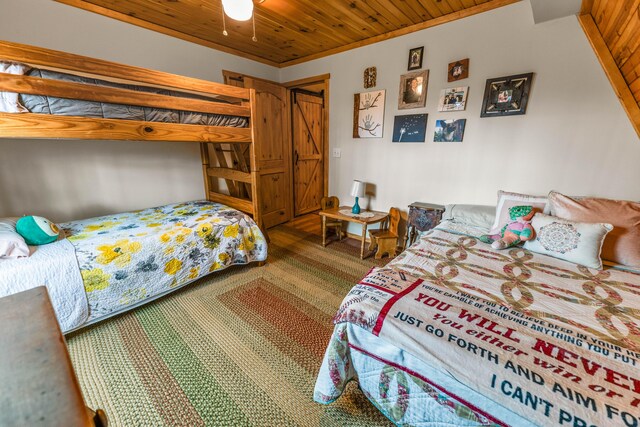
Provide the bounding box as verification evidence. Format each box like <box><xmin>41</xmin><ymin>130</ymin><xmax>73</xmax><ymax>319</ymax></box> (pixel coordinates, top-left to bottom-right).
<box><xmin>62</xmin><ymin>200</ymin><xmax>267</xmax><ymax>323</ymax></box>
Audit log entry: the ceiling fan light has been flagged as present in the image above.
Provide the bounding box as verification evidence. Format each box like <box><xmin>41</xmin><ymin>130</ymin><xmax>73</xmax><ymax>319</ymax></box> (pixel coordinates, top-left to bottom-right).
<box><xmin>222</xmin><ymin>0</ymin><xmax>254</xmax><ymax>21</ymax></box>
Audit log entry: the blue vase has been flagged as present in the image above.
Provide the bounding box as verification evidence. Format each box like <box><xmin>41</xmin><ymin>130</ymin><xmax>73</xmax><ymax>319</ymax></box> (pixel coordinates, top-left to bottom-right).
<box><xmin>352</xmin><ymin>197</ymin><xmax>361</xmax><ymax>214</ymax></box>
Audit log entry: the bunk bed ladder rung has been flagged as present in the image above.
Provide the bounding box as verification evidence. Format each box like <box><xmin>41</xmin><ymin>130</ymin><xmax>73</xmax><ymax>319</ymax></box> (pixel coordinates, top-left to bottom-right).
<box><xmin>212</xmin><ymin>144</ymin><xmax>241</xmax><ymax>198</ymax></box>
<box><xmin>231</xmin><ymin>144</ymin><xmax>253</xmax><ymax>197</ymax></box>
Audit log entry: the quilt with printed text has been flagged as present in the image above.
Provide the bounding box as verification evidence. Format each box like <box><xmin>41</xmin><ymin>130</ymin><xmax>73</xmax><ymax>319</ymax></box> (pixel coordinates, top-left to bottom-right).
<box><xmin>62</xmin><ymin>200</ymin><xmax>266</xmax><ymax>323</ymax></box>
<box><xmin>315</xmin><ymin>227</ymin><xmax>640</xmax><ymax>426</ymax></box>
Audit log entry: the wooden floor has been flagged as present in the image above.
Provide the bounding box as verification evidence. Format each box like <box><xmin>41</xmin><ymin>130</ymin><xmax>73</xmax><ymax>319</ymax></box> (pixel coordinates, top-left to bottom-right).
<box><xmin>284</xmin><ymin>211</ymin><xmax>372</xmax><ymax>252</ymax></box>
<box><xmin>286</xmin><ymin>212</ymin><xmax>322</xmax><ymax>235</ymax></box>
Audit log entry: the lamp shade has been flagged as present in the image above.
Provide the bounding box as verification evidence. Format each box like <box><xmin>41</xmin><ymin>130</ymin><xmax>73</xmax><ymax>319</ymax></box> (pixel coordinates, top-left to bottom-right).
<box><xmin>222</xmin><ymin>0</ymin><xmax>254</xmax><ymax>21</ymax></box>
<box><xmin>350</xmin><ymin>180</ymin><xmax>365</xmax><ymax>198</ymax></box>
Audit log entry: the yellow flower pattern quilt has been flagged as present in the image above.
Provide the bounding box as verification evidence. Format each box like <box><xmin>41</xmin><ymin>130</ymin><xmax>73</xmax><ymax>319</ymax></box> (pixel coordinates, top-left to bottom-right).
<box><xmin>62</xmin><ymin>201</ymin><xmax>267</xmax><ymax>322</ymax></box>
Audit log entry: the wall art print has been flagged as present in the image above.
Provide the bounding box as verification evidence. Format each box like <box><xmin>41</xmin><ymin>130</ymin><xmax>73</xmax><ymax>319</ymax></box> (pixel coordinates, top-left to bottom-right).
<box><xmin>353</xmin><ymin>89</ymin><xmax>386</xmax><ymax>138</ymax></box>
<box><xmin>448</xmin><ymin>58</ymin><xmax>469</xmax><ymax>82</ymax></box>
<box><xmin>480</xmin><ymin>72</ymin><xmax>534</xmax><ymax>117</ymax></box>
<box><xmin>392</xmin><ymin>114</ymin><xmax>427</xmax><ymax>143</ymax></box>
<box><xmin>364</xmin><ymin>66</ymin><xmax>377</xmax><ymax>89</ymax></box>
<box><xmin>398</xmin><ymin>70</ymin><xmax>428</xmax><ymax>110</ymax></box>
<box><xmin>434</xmin><ymin>119</ymin><xmax>466</xmax><ymax>142</ymax></box>
<box><xmin>438</xmin><ymin>87</ymin><xmax>468</xmax><ymax>112</ymax></box>
<box><xmin>408</xmin><ymin>46</ymin><xmax>424</xmax><ymax>71</ymax></box>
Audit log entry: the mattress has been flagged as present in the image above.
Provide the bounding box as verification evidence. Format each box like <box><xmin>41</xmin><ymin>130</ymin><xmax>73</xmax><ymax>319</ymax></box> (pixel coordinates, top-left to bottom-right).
<box><xmin>0</xmin><ymin>201</ymin><xmax>266</xmax><ymax>332</ymax></box>
<box><xmin>315</xmin><ymin>222</ymin><xmax>640</xmax><ymax>426</ymax></box>
<box><xmin>16</xmin><ymin>67</ymin><xmax>248</xmax><ymax>127</ymax></box>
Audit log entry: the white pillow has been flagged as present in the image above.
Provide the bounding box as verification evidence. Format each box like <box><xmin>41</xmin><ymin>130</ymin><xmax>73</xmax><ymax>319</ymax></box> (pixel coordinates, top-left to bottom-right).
<box><xmin>442</xmin><ymin>204</ymin><xmax>495</xmax><ymax>230</ymax></box>
<box><xmin>0</xmin><ymin>61</ymin><xmax>30</xmax><ymax>113</ymax></box>
<box><xmin>523</xmin><ymin>213</ymin><xmax>612</xmax><ymax>270</ymax></box>
<box><xmin>0</xmin><ymin>218</ymin><xmax>30</xmax><ymax>259</ymax></box>
<box><xmin>489</xmin><ymin>190</ymin><xmax>548</xmax><ymax>234</ymax></box>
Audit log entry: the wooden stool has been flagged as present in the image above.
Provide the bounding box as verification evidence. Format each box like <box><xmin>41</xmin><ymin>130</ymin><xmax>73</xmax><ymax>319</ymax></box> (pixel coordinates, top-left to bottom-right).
<box><xmin>368</xmin><ymin>207</ymin><xmax>400</xmax><ymax>259</ymax></box>
<box><xmin>320</xmin><ymin>196</ymin><xmax>346</xmax><ymax>241</ymax></box>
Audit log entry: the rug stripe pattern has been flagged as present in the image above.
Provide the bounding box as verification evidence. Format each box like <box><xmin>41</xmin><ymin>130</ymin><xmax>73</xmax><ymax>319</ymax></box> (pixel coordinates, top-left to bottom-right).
<box><xmin>67</xmin><ymin>226</ymin><xmax>392</xmax><ymax>426</ymax></box>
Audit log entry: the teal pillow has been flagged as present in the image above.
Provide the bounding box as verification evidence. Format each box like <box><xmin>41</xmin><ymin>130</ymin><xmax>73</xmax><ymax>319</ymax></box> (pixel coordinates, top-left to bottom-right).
<box><xmin>16</xmin><ymin>216</ymin><xmax>60</xmax><ymax>245</ymax></box>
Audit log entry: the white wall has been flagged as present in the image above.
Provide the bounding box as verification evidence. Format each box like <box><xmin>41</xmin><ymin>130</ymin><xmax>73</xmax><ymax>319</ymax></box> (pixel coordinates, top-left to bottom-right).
<box><xmin>0</xmin><ymin>0</ymin><xmax>278</xmax><ymax>221</ymax></box>
<box><xmin>280</xmin><ymin>0</ymin><xmax>640</xmax><ymax>233</ymax></box>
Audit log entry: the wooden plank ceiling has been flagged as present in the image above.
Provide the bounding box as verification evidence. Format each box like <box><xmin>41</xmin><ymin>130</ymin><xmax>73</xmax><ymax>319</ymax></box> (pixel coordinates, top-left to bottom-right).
<box><xmin>56</xmin><ymin>0</ymin><xmax>519</xmax><ymax>67</ymax></box>
<box><xmin>578</xmin><ymin>0</ymin><xmax>640</xmax><ymax>138</ymax></box>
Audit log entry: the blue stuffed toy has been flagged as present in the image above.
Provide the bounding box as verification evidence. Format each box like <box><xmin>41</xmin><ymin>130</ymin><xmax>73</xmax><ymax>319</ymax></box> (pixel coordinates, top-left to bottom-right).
<box><xmin>16</xmin><ymin>216</ymin><xmax>60</xmax><ymax>245</ymax></box>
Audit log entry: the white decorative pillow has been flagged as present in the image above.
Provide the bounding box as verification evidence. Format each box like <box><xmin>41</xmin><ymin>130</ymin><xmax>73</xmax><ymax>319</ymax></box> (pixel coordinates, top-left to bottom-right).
<box><xmin>523</xmin><ymin>213</ymin><xmax>613</xmax><ymax>270</ymax></box>
<box><xmin>489</xmin><ymin>191</ymin><xmax>548</xmax><ymax>234</ymax></box>
<box><xmin>442</xmin><ymin>204</ymin><xmax>495</xmax><ymax>230</ymax></box>
<box><xmin>0</xmin><ymin>61</ymin><xmax>31</xmax><ymax>113</ymax></box>
<box><xmin>0</xmin><ymin>218</ymin><xmax>30</xmax><ymax>259</ymax></box>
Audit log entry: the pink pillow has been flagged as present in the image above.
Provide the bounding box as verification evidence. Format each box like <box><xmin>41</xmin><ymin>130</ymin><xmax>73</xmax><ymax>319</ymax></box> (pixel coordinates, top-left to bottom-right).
<box><xmin>548</xmin><ymin>191</ymin><xmax>640</xmax><ymax>269</ymax></box>
<box><xmin>489</xmin><ymin>191</ymin><xmax>548</xmax><ymax>234</ymax></box>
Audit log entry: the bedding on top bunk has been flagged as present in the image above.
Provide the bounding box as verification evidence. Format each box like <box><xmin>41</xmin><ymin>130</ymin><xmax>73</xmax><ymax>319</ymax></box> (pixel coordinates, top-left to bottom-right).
<box><xmin>314</xmin><ymin>221</ymin><xmax>640</xmax><ymax>426</ymax></box>
<box><xmin>1</xmin><ymin>63</ymin><xmax>248</xmax><ymax>127</ymax></box>
<box><xmin>0</xmin><ymin>201</ymin><xmax>266</xmax><ymax>332</ymax></box>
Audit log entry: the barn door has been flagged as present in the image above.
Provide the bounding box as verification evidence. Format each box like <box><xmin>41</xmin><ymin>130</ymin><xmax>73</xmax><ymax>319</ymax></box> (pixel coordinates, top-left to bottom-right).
<box><xmin>292</xmin><ymin>90</ymin><xmax>324</xmax><ymax>216</ymax></box>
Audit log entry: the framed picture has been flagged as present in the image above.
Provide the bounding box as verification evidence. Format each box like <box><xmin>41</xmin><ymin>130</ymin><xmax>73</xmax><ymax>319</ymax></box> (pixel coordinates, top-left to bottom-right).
<box><xmin>398</xmin><ymin>70</ymin><xmax>429</xmax><ymax>110</ymax></box>
<box><xmin>364</xmin><ymin>66</ymin><xmax>377</xmax><ymax>89</ymax></box>
<box><xmin>408</xmin><ymin>47</ymin><xmax>424</xmax><ymax>71</ymax></box>
<box><xmin>434</xmin><ymin>119</ymin><xmax>466</xmax><ymax>142</ymax></box>
<box><xmin>448</xmin><ymin>58</ymin><xmax>469</xmax><ymax>82</ymax></box>
<box><xmin>353</xmin><ymin>89</ymin><xmax>386</xmax><ymax>138</ymax></box>
<box><xmin>480</xmin><ymin>73</ymin><xmax>534</xmax><ymax>117</ymax></box>
<box><xmin>438</xmin><ymin>87</ymin><xmax>468</xmax><ymax>112</ymax></box>
<box><xmin>392</xmin><ymin>114</ymin><xmax>428</xmax><ymax>143</ymax></box>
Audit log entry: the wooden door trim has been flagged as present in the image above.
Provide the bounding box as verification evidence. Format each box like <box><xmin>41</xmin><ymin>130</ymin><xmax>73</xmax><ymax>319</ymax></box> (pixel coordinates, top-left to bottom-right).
<box><xmin>283</xmin><ymin>74</ymin><xmax>331</xmax><ymax>88</ymax></box>
<box><xmin>285</xmin><ymin>74</ymin><xmax>330</xmax><ymax>213</ymax></box>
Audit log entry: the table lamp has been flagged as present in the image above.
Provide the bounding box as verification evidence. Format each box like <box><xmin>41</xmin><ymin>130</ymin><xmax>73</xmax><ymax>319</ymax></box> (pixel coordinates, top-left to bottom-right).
<box><xmin>350</xmin><ymin>180</ymin><xmax>365</xmax><ymax>214</ymax></box>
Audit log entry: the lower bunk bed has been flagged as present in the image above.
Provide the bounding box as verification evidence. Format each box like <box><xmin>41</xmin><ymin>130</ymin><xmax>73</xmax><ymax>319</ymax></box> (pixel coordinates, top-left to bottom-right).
<box><xmin>0</xmin><ymin>200</ymin><xmax>267</xmax><ymax>333</ymax></box>
<box><xmin>315</xmin><ymin>220</ymin><xmax>640</xmax><ymax>426</ymax></box>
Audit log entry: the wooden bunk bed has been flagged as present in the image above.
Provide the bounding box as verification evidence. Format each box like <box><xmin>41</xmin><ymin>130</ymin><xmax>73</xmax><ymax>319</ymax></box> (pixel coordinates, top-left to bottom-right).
<box><xmin>0</xmin><ymin>40</ymin><xmax>266</xmax><ymax>232</ymax></box>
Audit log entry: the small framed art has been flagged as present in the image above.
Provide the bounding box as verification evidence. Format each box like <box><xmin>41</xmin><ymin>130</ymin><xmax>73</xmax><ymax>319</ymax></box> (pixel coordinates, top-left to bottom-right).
<box><xmin>407</xmin><ymin>47</ymin><xmax>424</xmax><ymax>71</ymax></box>
<box><xmin>392</xmin><ymin>114</ymin><xmax>427</xmax><ymax>143</ymax></box>
<box><xmin>353</xmin><ymin>90</ymin><xmax>386</xmax><ymax>138</ymax></box>
<box><xmin>438</xmin><ymin>87</ymin><xmax>468</xmax><ymax>112</ymax></box>
<box><xmin>364</xmin><ymin>66</ymin><xmax>376</xmax><ymax>89</ymax></box>
<box><xmin>480</xmin><ymin>73</ymin><xmax>534</xmax><ymax>117</ymax></box>
<box><xmin>434</xmin><ymin>119</ymin><xmax>466</xmax><ymax>142</ymax></box>
<box><xmin>448</xmin><ymin>58</ymin><xmax>469</xmax><ymax>82</ymax></box>
<box><xmin>398</xmin><ymin>70</ymin><xmax>428</xmax><ymax>110</ymax></box>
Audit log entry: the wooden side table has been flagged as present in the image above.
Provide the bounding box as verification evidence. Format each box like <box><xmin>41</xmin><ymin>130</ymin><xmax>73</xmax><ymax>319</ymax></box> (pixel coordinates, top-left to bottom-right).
<box><xmin>403</xmin><ymin>202</ymin><xmax>445</xmax><ymax>249</ymax></box>
<box><xmin>0</xmin><ymin>287</ymin><xmax>106</xmax><ymax>427</ymax></box>
<box><xmin>319</xmin><ymin>206</ymin><xmax>388</xmax><ymax>259</ymax></box>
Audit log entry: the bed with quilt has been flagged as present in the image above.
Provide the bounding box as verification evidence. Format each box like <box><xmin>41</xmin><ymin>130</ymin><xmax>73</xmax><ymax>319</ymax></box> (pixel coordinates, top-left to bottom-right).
<box><xmin>314</xmin><ymin>193</ymin><xmax>640</xmax><ymax>427</ymax></box>
<box><xmin>0</xmin><ymin>201</ymin><xmax>266</xmax><ymax>333</ymax></box>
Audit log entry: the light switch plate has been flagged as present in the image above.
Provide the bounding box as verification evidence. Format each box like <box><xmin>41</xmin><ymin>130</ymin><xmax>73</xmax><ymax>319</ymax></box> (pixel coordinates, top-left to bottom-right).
<box><xmin>332</xmin><ymin>148</ymin><xmax>341</xmax><ymax>158</ymax></box>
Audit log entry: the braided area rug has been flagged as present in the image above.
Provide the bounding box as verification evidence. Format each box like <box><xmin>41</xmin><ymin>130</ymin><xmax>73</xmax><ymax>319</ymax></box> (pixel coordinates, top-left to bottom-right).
<box><xmin>66</xmin><ymin>225</ymin><xmax>393</xmax><ymax>426</ymax></box>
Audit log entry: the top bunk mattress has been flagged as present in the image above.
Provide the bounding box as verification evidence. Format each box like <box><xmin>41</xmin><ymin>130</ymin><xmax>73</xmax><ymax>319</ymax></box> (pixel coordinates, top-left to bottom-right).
<box><xmin>2</xmin><ymin>63</ymin><xmax>248</xmax><ymax>127</ymax></box>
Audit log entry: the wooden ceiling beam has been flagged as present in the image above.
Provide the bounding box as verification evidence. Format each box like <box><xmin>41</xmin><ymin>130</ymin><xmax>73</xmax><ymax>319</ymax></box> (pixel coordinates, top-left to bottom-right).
<box><xmin>403</xmin><ymin>0</ymin><xmax>437</xmax><ymax>20</ymax></box>
<box><xmin>428</xmin><ymin>0</ymin><xmax>456</xmax><ymax>16</ymax></box>
<box><xmin>578</xmin><ymin>13</ymin><xmax>640</xmax><ymax>138</ymax></box>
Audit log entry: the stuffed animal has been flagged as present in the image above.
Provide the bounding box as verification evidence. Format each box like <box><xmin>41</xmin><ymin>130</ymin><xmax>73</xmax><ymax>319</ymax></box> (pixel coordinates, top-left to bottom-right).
<box><xmin>479</xmin><ymin>205</ymin><xmax>536</xmax><ymax>250</ymax></box>
<box><xmin>16</xmin><ymin>215</ymin><xmax>60</xmax><ymax>245</ymax></box>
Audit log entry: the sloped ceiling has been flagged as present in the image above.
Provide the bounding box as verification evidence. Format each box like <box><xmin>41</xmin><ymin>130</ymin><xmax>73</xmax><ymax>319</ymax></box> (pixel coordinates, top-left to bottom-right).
<box><xmin>579</xmin><ymin>0</ymin><xmax>640</xmax><ymax>138</ymax></box>
<box><xmin>56</xmin><ymin>0</ymin><xmax>519</xmax><ymax>67</ymax></box>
